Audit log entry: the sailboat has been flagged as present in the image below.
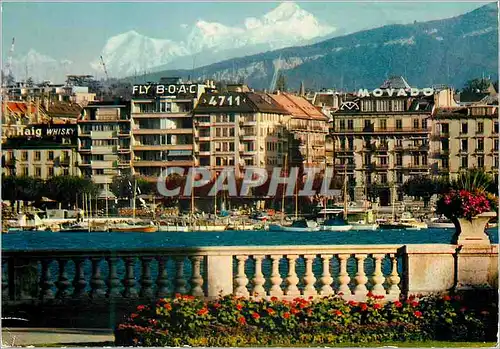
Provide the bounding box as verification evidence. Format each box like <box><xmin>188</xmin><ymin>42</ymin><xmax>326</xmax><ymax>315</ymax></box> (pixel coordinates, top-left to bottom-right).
<box><xmin>320</xmin><ymin>165</ymin><xmax>353</xmax><ymax>232</ymax></box>
<box><xmin>378</xmin><ymin>186</ymin><xmax>426</xmax><ymax>230</ymax></box>
<box><xmin>109</xmin><ymin>180</ymin><xmax>158</xmax><ymax>233</ymax></box>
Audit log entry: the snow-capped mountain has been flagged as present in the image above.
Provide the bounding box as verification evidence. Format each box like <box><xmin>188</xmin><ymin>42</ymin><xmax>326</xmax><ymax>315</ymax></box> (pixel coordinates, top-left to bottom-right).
<box><xmin>8</xmin><ymin>49</ymin><xmax>74</xmax><ymax>83</ymax></box>
<box><xmin>93</xmin><ymin>1</ymin><xmax>335</xmax><ymax>78</ymax></box>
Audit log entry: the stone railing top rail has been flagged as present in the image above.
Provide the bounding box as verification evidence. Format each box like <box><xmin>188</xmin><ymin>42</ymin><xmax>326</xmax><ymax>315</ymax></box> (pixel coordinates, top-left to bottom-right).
<box><xmin>3</xmin><ymin>243</ymin><xmax>492</xmax><ymax>258</ymax></box>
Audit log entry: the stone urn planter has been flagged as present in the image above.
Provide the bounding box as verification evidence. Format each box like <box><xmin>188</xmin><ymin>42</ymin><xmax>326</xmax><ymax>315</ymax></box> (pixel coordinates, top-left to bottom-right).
<box><xmin>453</xmin><ymin>211</ymin><xmax>497</xmax><ymax>245</ymax></box>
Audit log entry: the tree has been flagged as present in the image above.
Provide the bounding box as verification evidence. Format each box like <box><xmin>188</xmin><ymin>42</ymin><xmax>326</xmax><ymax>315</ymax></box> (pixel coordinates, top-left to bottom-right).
<box><xmin>45</xmin><ymin>176</ymin><xmax>98</xmax><ymax>207</ymax></box>
<box><xmin>462</xmin><ymin>78</ymin><xmax>492</xmax><ymax>93</ymax></box>
<box><xmin>26</xmin><ymin>77</ymin><xmax>34</xmax><ymax>87</ymax></box>
<box><xmin>452</xmin><ymin>169</ymin><xmax>496</xmax><ymax>194</ymax></box>
<box><xmin>276</xmin><ymin>73</ymin><xmax>287</xmax><ymax>92</ymax></box>
<box><xmin>401</xmin><ymin>175</ymin><xmax>437</xmax><ymax>207</ymax></box>
<box><xmin>110</xmin><ymin>174</ymin><xmax>135</xmax><ymax>199</ymax></box>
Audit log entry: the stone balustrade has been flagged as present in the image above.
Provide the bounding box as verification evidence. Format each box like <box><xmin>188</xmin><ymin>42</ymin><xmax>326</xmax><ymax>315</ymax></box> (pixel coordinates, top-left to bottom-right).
<box><xmin>2</xmin><ymin>244</ymin><xmax>497</xmax><ymax>327</ymax></box>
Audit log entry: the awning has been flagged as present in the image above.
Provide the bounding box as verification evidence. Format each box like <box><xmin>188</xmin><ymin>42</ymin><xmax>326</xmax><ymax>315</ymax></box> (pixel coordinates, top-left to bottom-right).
<box><xmin>98</xmin><ymin>189</ymin><xmax>117</xmax><ymax>199</ymax></box>
<box><xmin>168</xmin><ymin>150</ymin><xmax>192</xmax><ymax>156</ymax></box>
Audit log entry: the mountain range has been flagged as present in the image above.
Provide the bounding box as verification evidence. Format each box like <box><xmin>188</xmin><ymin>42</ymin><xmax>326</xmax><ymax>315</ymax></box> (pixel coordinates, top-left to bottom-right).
<box><xmin>134</xmin><ymin>2</ymin><xmax>498</xmax><ymax>91</ymax></box>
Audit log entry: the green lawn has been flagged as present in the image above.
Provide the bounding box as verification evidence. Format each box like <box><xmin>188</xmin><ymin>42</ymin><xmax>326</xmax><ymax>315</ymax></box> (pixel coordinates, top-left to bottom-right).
<box><xmin>37</xmin><ymin>341</ymin><xmax>497</xmax><ymax>347</ymax></box>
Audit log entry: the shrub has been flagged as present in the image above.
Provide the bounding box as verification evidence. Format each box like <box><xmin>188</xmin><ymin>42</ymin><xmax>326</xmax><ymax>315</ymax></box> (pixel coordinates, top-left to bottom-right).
<box><xmin>436</xmin><ymin>189</ymin><xmax>496</xmax><ymax>221</ymax></box>
<box><xmin>115</xmin><ymin>292</ymin><xmax>497</xmax><ymax>346</ymax></box>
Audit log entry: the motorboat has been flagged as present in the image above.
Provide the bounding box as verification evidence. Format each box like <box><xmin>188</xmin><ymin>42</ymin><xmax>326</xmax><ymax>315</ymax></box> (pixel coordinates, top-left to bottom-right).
<box><xmin>427</xmin><ymin>217</ymin><xmax>455</xmax><ymax>229</ymax></box>
<box><xmin>269</xmin><ymin>220</ymin><xmax>320</xmax><ymax>232</ymax></box>
<box><xmin>109</xmin><ymin>222</ymin><xmax>158</xmax><ymax>233</ymax></box>
<box><xmin>351</xmin><ymin>222</ymin><xmax>379</xmax><ymax>231</ymax></box>
<box><xmin>320</xmin><ymin>216</ymin><xmax>353</xmax><ymax>231</ymax></box>
<box><xmin>157</xmin><ymin>224</ymin><xmax>190</xmax><ymax>232</ymax></box>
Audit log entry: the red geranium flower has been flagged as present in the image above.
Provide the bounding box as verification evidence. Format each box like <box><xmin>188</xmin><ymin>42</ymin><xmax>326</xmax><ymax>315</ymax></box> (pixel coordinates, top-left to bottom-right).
<box><xmin>307</xmin><ymin>309</ymin><xmax>313</xmax><ymax>316</ymax></box>
<box><xmin>348</xmin><ymin>300</ymin><xmax>358</xmax><ymax>306</ymax></box>
<box><xmin>443</xmin><ymin>295</ymin><xmax>451</xmax><ymax>301</ymax></box>
<box><xmin>238</xmin><ymin>316</ymin><xmax>246</xmax><ymax>325</ymax></box>
<box><xmin>271</xmin><ymin>296</ymin><xmax>278</xmax><ymax>302</ymax></box>
<box><xmin>394</xmin><ymin>301</ymin><xmax>403</xmax><ymax>308</ymax></box>
<box><xmin>175</xmin><ymin>293</ymin><xmax>182</xmax><ymax>299</ymax></box>
<box><xmin>283</xmin><ymin>312</ymin><xmax>291</xmax><ymax>319</ymax></box>
<box><xmin>414</xmin><ymin>311</ymin><xmax>422</xmax><ymax>317</ymax></box>
<box><xmin>335</xmin><ymin>310</ymin><xmax>342</xmax><ymax>316</ymax></box>
<box><xmin>266</xmin><ymin>308</ymin><xmax>275</xmax><ymax>315</ymax></box>
<box><xmin>373</xmin><ymin>303</ymin><xmax>382</xmax><ymax>309</ymax></box>
<box><xmin>252</xmin><ymin>312</ymin><xmax>260</xmax><ymax>320</ymax></box>
<box><xmin>164</xmin><ymin>303</ymin><xmax>172</xmax><ymax>311</ymax></box>
<box><xmin>360</xmin><ymin>303</ymin><xmax>368</xmax><ymax>311</ymax></box>
<box><xmin>236</xmin><ymin>303</ymin><xmax>243</xmax><ymax>311</ymax></box>
<box><xmin>137</xmin><ymin>305</ymin><xmax>145</xmax><ymax>311</ymax></box>
<box><xmin>411</xmin><ymin>301</ymin><xmax>419</xmax><ymax>307</ymax></box>
<box><xmin>130</xmin><ymin>313</ymin><xmax>139</xmax><ymax>318</ymax></box>
<box><xmin>290</xmin><ymin>308</ymin><xmax>299</xmax><ymax>315</ymax></box>
<box><xmin>197</xmin><ymin>308</ymin><xmax>209</xmax><ymax>316</ymax></box>
<box><xmin>367</xmin><ymin>291</ymin><xmax>374</xmax><ymax>298</ymax></box>
<box><xmin>213</xmin><ymin>303</ymin><xmax>221</xmax><ymax>309</ymax></box>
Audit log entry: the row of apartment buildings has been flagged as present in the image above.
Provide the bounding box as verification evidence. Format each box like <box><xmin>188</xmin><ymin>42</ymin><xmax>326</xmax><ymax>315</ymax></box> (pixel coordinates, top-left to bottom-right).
<box><xmin>2</xmin><ymin>76</ymin><xmax>498</xmax><ymax>205</ymax></box>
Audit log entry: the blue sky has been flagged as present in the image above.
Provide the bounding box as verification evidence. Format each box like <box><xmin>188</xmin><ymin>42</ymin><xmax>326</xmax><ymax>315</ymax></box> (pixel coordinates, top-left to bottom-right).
<box><xmin>1</xmin><ymin>1</ymin><xmax>492</xmax><ymax>72</ymax></box>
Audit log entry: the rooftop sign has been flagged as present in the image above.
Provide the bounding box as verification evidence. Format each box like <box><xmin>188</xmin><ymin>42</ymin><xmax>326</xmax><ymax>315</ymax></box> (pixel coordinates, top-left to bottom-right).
<box><xmin>132</xmin><ymin>84</ymin><xmax>199</xmax><ymax>98</ymax></box>
<box><xmin>357</xmin><ymin>88</ymin><xmax>434</xmax><ymax>97</ymax></box>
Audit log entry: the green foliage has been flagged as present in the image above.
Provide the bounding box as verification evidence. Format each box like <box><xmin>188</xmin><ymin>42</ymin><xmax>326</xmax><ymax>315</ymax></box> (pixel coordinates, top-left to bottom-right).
<box><xmin>115</xmin><ymin>292</ymin><xmax>497</xmax><ymax>347</ymax></box>
<box><xmin>452</xmin><ymin>169</ymin><xmax>496</xmax><ymax>194</ymax></box>
<box><xmin>276</xmin><ymin>73</ymin><xmax>287</xmax><ymax>92</ymax></box>
<box><xmin>462</xmin><ymin>78</ymin><xmax>492</xmax><ymax>93</ymax></box>
<box><xmin>111</xmin><ymin>174</ymin><xmax>157</xmax><ymax>199</ymax></box>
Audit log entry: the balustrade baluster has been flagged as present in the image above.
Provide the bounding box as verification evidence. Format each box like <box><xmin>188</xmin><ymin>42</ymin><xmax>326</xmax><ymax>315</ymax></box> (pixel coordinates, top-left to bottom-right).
<box><xmin>337</xmin><ymin>254</ymin><xmax>351</xmax><ymax>296</ymax></box>
<box><xmin>234</xmin><ymin>256</ymin><xmax>249</xmax><ymax>297</ymax></box>
<box><xmin>40</xmin><ymin>259</ymin><xmax>55</xmax><ymax>300</ymax></box>
<box><xmin>107</xmin><ymin>257</ymin><xmax>122</xmax><ymax>298</ymax></box>
<box><xmin>285</xmin><ymin>255</ymin><xmax>300</xmax><ymax>296</ymax></box>
<box><xmin>388</xmin><ymin>254</ymin><xmax>401</xmax><ymax>296</ymax></box>
<box><xmin>156</xmin><ymin>256</ymin><xmax>170</xmax><ymax>297</ymax></box>
<box><xmin>251</xmin><ymin>255</ymin><xmax>266</xmax><ymax>297</ymax></box>
<box><xmin>123</xmin><ymin>257</ymin><xmax>138</xmax><ymax>298</ymax></box>
<box><xmin>190</xmin><ymin>256</ymin><xmax>204</xmax><ymax>297</ymax></box>
<box><xmin>354</xmin><ymin>254</ymin><xmax>368</xmax><ymax>296</ymax></box>
<box><xmin>303</xmin><ymin>255</ymin><xmax>317</xmax><ymax>296</ymax></box>
<box><xmin>73</xmin><ymin>258</ymin><xmax>88</xmax><ymax>298</ymax></box>
<box><xmin>319</xmin><ymin>254</ymin><xmax>334</xmax><ymax>296</ymax></box>
<box><xmin>371</xmin><ymin>254</ymin><xmax>386</xmax><ymax>295</ymax></box>
<box><xmin>269</xmin><ymin>255</ymin><xmax>283</xmax><ymax>296</ymax></box>
<box><xmin>90</xmin><ymin>257</ymin><xmax>106</xmax><ymax>298</ymax></box>
<box><xmin>2</xmin><ymin>259</ymin><xmax>9</xmax><ymax>300</ymax></box>
<box><xmin>174</xmin><ymin>256</ymin><xmax>188</xmax><ymax>294</ymax></box>
<box><xmin>140</xmin><ymin>257</ymin><xmax>154</xmax><ymax>298</ymax></box>
<box><xmin>56</xmin><ymin>259</ymin><xmax>71</xmax><ymax>299</ymax></box>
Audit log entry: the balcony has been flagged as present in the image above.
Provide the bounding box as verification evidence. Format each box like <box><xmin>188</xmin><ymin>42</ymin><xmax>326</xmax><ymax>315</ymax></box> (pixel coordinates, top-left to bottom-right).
<box><xmin>373</xmin><ymin>163</ymin><xmax>389</xmax><ymax>170</ymax></box>
<box><xmin>132</xmin><ymin>112</ymin><xmax>192</xmax><ymax>118</ymax></box>
<box><xmin>91</xmin><ymin>146</ymin><xmax>117</xmax><ymax>154</ymax></box>
<box><xmin>132</xmin><ymin>128</ymin><xmax>193</xmax><ymax>135</ymax></box>
<box><xmin>117</xmin><ymin>147</ymin><xmax>131</xmax><ymax>153</ymax></box>
<box><xmin>133</xmin><ymin>160</ymin><xmax>193</xmax><ymax>167</ymax></box>
<box><xmin>331</xmin><ymin>127</ymin><xmax>429</xmax><ymax>134</ymax></box>
<box><xmin>132</xmin><ymin>144</ymin><xmax>193</xmax><ymax>151</ymax></box>
<box><xmin>407</xmin><ymin>144</ymin><xmax>429</xmax><ymax>152</ymax></box>
<box><xmin>90</xmin><ymin>130</ymin><xmax>117</xmax><ymax>139</ymax></box>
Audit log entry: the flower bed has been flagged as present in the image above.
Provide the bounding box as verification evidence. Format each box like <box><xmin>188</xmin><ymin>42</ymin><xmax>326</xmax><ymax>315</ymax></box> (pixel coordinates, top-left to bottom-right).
<box><xmin>115</xmin><ymin>292</ymin><xmax>497</xmax><ymax>346</ymax></box>
<box><xmin>437</xmin><ymin>189</ymin><xmax>497</xmax><ymax>221</ymax></box>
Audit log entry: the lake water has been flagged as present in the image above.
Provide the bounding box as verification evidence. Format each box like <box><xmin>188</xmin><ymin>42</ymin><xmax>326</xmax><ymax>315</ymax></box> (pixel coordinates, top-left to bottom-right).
<box><xmin>2</xmin><ymin>228</ymin><xmax>498</xmax><ymax>251</ymax></box>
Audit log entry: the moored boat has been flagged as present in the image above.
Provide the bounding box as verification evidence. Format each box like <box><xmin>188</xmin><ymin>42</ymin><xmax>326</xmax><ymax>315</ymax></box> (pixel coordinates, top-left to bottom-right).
<box><xmin>320</xmin><ymin>216</ymin><xmax>353</xmax><ymax>231</ymax></box>
<box><xmin>427</xmin><ymin>217</ymin><xmax>455</xmax><ymax>229</ymax></box>
<box><xmin>269</xmin><ymin>220</ymin><xmax>320</xmax><ymax>232</ymax></box>
<box><xmin>109</xmin><ymin>222</ymin><xmax>158</xmax><ymax>233</ymax></box>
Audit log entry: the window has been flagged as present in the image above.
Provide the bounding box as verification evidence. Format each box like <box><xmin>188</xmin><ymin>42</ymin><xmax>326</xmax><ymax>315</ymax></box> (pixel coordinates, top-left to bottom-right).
<box><xmin>461</xmin><ymin>123</ymin><xmax>468</xmax><ymax>134</ymax></box>
<box><xmin>461</xmin><ymin>156</ymin><xmax>468</xmax><ymax>168</ymax></box>
<box><xmin>364</xmin><ymin>120</ymin><xmax>371</xmax><ymax>130</ymax></box>
<box><xmin>441</xmin><ymin>139</ymin><xmax>449</xmax><ymax>151</ymax></box>
<box><xmin>413</xmin><ymin>119</ymin><xmax>419</xmax><ymax>129</ymax></box>
<box><xmin>380</xmin><ymin>157</ymin><xmax>388</xmax><ymax>165</ymax></box>
<box><xmin>95</xmin><ymin>169</ymin><xmax>104</xmax><ymax>175</ymax></box>
<box><xmin>380</xmin><ymin>173</ymin><xmax>387</xmax><ymax>184</ymax></box>
<box><xmin>495</xmin><ymin>139</ymin><xmax>499</xmax><ymax>151</ymax></box>
<box><xmin>34</xmin><ymin>167</ymin><xmax>42</xmax><ymax>177</ymax></box>
<box><xmin>396</xmin><ymin>119</ymin><xmax>402</xmax><ymax>130</ymax></box>
<box><xmin>21</xmin><ymin>166</ymin><xmax>29</xmax><ymax>176</ymax></box>
<box><xmin>422</xmin><ymin>154</ymin><xmax>427</xmax><ymax>165</ymax></box>
<box><xmin>339</xmin><ymin>120</ymin><xmax>346</xmax><ymax>130</ymax></box>
<box><xmin>441</xmin><ymin>123</ymin><xmax>449</xmax><ymax>134</ymax></box>
<box><xmin>34</xmin><ymin>151</ymin><xmax>41</xmax><ymax>161</ymax></box>
<box><xmin>379</xmin><ymin>119</ymin><xmax>387</xmax><ymax>130</ymax></box>
<box><xmin>477</xmin><ymin>155</ymin><xmax>484</xmax><ymax>168</ymax></box>
<box><xmin>396</xmin><ymin>154</ymin><xmax>403</xmax><ymax>166</ymax></box>
<box><xmin>422</xmin><ymin>119</ymin><xmax>427</xmax><ymax>129</ymax></box>
<box><xmin>413</xmin><ymin>155</ymin><xmax>420</xmax><ymax>166</ymax></box>
<box><xmin>494</xmin><ymin>122</ymin><xmax>499</xmax><ymax>134</ymax></box>
<box><xmin>21</xmin><ymin>151</ymin><xmax>28</xmax><ymax>161</ymax></box>
<box><xmin>48</xmin><ymin>167</ymin><xmax>54</xmax><ymax>177</ymax></box>
<box><xmin>48</xmin><ymin>151</ymin><xmax>54</xmax><ymax>161</ymax></box>
<box><xmin>461</xmin><ymin>139</ymin><xmax>468</xmax><ymax>152</ymax></box>
<box><xmin>442</xmin><ymin>157</ymin><xmax>449</xmax><ymax>169</ymax></box>
<box><xmin>347</xmin><ymin>120</ymin><xmax>354</xmax><ymax>130</ymax></box>
<box><xmin>215</xmin><ymin>128</ymin><xmax>221</xmax><ymax>137</ymax></box>
<box><xmin>477</xmin><ymin>139</ymin><xmax>484</xmax><ymax>151</ymax></box>
<box><xmin>396</xmin><ymin>172</ymin><xmax>403</xmax><ymax>183</ymax></box>
<box><xmin>396</xmin><ymin>139</ymin><xmax>403</xmax><ymax>148</ymax></box>
<box><xmin>477</xmin><ymin>122</ymin><xmax>484</xmax><ymax>134</ymax></box>
<box><xmin>494</xmin><ymin>156</ymin><xmax>499</xmax><ymax>168</ymax></box>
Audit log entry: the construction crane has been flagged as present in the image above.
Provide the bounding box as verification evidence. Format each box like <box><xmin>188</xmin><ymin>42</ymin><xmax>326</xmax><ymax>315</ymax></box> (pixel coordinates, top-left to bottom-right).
<box><xmin>100</xmin><ymin>55</ymin><xmax>109</xmax><ymax>81</ymax></box>
<box><xmin>2</xmin><ymin>37</ymin><xmax>15</xmax><ymax>88</ymax></box>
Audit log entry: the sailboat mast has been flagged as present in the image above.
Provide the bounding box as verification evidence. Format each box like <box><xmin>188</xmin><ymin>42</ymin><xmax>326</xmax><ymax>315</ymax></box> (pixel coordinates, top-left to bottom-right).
<box><xmin>105</xmin><ymin>183</ymin><xmax>109</xmax><ymax>218</ymax></box>
<box><xmin>133</xmin><ymin>180</ymin><xmax>137</xmax><ymax>220</ymax></box>
<box><xmin>295</xmin><ymin>173</ymin><xmax>298</xmax><ymax>220</ymax></box>
<box><xmin>343</xmin><ymin>165</ymin><xmax>348</xmax><ymax>221</ymax></box>
<box><xmin>281</xmin><ymin>153</ymin><xmax>288</xmax><ymax>224</ymax></box>
<box><xmin>391</xmin><ymin>185</ymin><xmax>396</xmax><ymax>222</ymax></box>
<box><xmin>190</xmin><ymin>159</ymin><xmax>195</xmax><ymax>228</ymax></box>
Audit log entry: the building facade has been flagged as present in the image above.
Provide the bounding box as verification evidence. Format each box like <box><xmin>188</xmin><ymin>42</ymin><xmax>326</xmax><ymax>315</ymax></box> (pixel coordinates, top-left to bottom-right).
<box><xmin>130</xmin><ymin>78</ymin><xmax>213</xmax><ymax>181</ymax></box>
<box><xmin>329</xmin><ymin>77</ymin><xmax>435</xmax><ymax>204</ymax></box>
<box><xmin>193</xmin><ymin>88</ymin><xmax>290</xmax><ymax>172</ymax></box>
<box><xmin>430</xmin><ymin>101</ymin><xmax>498</xmax><ymax>179</ymax></box>
<box><xmin>78</xmin><ymin>100</ymin><xmax>131</xmax><ymax>188</ymax></box>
